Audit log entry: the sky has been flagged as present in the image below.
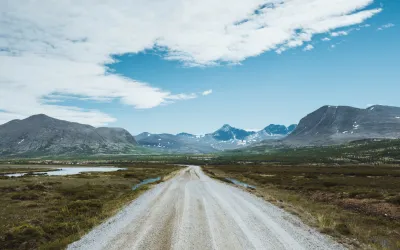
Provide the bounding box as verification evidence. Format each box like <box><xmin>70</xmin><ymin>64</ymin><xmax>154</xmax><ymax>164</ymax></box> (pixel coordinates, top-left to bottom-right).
<box><xmin>0</xmin><ymin>0</ymin><xmax>399</xmax><ymax>134</ymax></box>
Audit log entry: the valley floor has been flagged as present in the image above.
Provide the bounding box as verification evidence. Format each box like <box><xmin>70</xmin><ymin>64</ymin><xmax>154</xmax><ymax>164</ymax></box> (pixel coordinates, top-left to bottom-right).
<box><xmin>0</xmin><ymin>164</ymin><xmax>181</xmax><ymax>249</ymax></box>
<box><xmin>203</xmin><ymin>164</ymin><xmax>400</xmax><ymax>250</ymax></box>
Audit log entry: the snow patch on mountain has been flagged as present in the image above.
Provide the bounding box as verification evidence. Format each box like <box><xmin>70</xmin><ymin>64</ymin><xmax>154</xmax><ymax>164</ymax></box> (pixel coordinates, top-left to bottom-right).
<box><xmin>135</xmin><ymin>123</ymin><xmax>297</xmax><ymax>153</ymax></box>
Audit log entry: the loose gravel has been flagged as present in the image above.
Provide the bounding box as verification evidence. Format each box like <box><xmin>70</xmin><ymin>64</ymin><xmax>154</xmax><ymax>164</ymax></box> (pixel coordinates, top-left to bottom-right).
<box><xmin>68</xmin><ymin>165</ymin><xmax>345</xmax><ymax>250</ymax></box>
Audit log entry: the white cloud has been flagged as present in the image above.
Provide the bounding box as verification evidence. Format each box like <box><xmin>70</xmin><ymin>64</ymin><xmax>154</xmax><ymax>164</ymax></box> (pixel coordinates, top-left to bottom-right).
<box><xmin>331</xmin><ymin>31</ymin><xmax>349</xmax><ymax>37</ymax></box>
<box><xmin>275</xmin><ymin>47</ymin><xmax>287</xmax><ymax>54</ymax></box>
<box><xmin>321</xmin><ymin>37</ymin><xmax>331</xmax><ymax>41</ymax></box>
<box><xmin>377</xmin><ymin>23</ymin><xmax>395</xmax><ymax>30</ymax></box>
<box><xmin>303</xmin><ymin>44</ymin><xmax>314</xmax><ymax>51</ymax></box>
<box><xmin>0</xmin><ymin>0</ymin><xmax>381</xmax><ymax>125</ymax></box>
<box><xmin>202</xmin><ymin>89</ymin><xmax>213</xmax><ymax>96</ymax></box>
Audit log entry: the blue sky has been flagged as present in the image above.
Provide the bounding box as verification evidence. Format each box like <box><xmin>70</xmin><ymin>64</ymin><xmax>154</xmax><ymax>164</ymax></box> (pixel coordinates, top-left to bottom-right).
<box><xmin>107</xmin><ymin>0</ymin><xmax>400</xmax><ymax>134</ymax></box>
<box><xmin>0</xmin><ymin>0</ymin><xmax>399</xmax><ymax>134</ymax></box>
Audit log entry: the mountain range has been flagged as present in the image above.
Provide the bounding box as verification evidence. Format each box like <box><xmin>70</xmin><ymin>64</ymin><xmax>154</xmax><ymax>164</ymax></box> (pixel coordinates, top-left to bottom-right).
<box><xmin>0</xmin><ymin>105</ymin><xmax>399</xmax><ymax>157</ymax></box>
<box><xmin>134</xmin><ymin>124</ymin><xmax>297</xmax><ymax>153</ymax></box>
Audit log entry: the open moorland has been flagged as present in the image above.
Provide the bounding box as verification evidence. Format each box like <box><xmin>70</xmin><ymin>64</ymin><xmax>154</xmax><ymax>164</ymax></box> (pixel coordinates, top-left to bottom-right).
<box><xmin>0</xmin><ymin>164</ymin><xmax>181</xmax><ymax>250</ymax></box>
<box><xmin>202</xmin><ymin>164</ymin><xmax>400</xmax><ymax>250</ymax></box>
<box><xmin>224</xmin><ymin>139</ymin><xmax>400</xmax><ymax>165</ymax></box>
<box><xmin>199</xmin><ymin>140</ymin><xmax>400</xmax><ymax>249</ymax></box>
<box><xmin>0</xmin><ymin>139</ymin><xmax>399</xmax><ymax>249</ymax></box>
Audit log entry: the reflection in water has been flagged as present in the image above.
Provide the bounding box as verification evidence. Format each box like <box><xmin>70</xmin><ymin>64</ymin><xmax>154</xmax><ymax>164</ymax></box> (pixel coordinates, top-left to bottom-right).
<box><xmin>132</xmin><ymin>177</ymin><xmax>161</xmax><ymax>190</ymax></box>
<box><xmin>225</xmin><ymin>178</ymin><xmax>256</xmax><ymax>189</ymax></box>
<box><xmin>4</xmin><ymin>167</ymin><xmax>125</xmax><ymax>177</ymax></box>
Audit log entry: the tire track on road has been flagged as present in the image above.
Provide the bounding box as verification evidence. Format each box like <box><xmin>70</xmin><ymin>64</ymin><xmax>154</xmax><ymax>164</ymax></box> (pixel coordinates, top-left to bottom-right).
<box><xmin>69</xmin><ymin>165</ymin><xmax>345</xmax><ymax>250</ymax></box>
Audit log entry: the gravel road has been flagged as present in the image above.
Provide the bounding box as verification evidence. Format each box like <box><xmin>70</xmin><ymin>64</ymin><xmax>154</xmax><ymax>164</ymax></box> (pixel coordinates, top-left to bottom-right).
<box><xmin>68</xmin><ymin>165</ymin><xmax>344</xmax><ymax>250</ymax></box>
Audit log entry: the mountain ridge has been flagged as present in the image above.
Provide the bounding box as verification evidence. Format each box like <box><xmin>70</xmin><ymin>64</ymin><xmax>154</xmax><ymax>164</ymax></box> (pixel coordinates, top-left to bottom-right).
<box><xmin>0</xmin><ymin>114</ymin><xmax>139</xmax><ymax>157</ymax></box>
<box><xmin>3</xmin><ymin>104</ymin><xmax>397</xmax><ymax>156</ymax></box>
<box><xmin>135</xmin><ymin>123</ymin><xmax>296</xmax><ymax>153</ymax></box>
<box><xmin>282</xmin><ymin>105</ymin><xmax>400</xmax><ymax>145</ymax></box>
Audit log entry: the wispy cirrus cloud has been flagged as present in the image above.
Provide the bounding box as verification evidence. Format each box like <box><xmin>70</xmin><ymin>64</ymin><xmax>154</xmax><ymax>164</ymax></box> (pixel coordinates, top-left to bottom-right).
<box><xmin>377</xmin><ymin>23</ymin><xmax>395</xmax><ymax>30</ymax></box>
<box><xmin>0</xmin><ymin>0</ymin><xmax>382</xmax><ymax>125</ymax></box>
<box><xmin>202</xmin><ymin>90</ymin><xmax>213</xmax><ymax>96</ymax></box>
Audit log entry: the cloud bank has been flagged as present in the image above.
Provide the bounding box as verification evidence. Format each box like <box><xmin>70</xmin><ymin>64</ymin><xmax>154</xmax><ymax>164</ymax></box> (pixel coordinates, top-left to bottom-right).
<box><xmin>0</xmin><ymin>0</ymin><xmax>381</xmax><ymax>125</ymax></box>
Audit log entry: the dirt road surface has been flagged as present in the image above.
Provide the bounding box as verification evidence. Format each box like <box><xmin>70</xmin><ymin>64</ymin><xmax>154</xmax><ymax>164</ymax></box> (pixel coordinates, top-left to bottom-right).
<box><xmin>68</xmin><ymin>165</ymin><xmax>344</xmax><ymax>250</ymax></box>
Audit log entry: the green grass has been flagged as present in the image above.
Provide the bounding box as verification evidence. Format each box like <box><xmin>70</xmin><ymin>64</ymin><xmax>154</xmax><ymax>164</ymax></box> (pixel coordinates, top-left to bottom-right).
<box><xmin>202</xmin><ymin>164</ymin><xmax>400</xmax><ymax>250</ymax></box>
<box><xmin>224</xmin><ymin>139</ymin><xmax>400</xmax><ymax>165</ymax></box>
<box><xmin>0</xmin><ymin>164</ymin><xmax>181</xmax><ymax>249</ymax></box>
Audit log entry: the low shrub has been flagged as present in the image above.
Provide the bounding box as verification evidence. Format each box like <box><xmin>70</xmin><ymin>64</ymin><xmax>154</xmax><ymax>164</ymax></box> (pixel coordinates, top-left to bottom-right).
<box><xmin>4</xmin><ymin>224</ymin><xmax>45</xmax><ymax>249</ymax></box>
<box><xmin>335</xmin><ymin>223</ymin><xmax>351</xmax><ymax>235</ymax></box>
<box><xmin>123</xmin><ymin>173</ymin><xmax>136</xmax><ymax>178</ymax></box>
<box><xmin>66</xmin><ymin>200</ymin><xmax>103</xmax><ymax>215</ymax></box>
<box><xmin>322</xmin><ymin>182</ymin><xmax>339</xmax><ymax>188</ymax></box>
<box><xmin>386</xmin><ymin>195</ymin><xmax>400</xmax><ymax>205</ymax></box>
<box><xmin>11</xmin><ymin>192</ymin><xmax>40</xmax><ymax>200</ymax></box>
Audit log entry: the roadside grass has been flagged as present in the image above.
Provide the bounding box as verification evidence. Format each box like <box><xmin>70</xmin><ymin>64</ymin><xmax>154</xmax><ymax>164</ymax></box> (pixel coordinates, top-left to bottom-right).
<box><xmin>0</xmin><ymin>164</ymin><xmax>181</xmax><ymax>250</ymax></box>
<box><xmin>202</xmin><ymin>164</ymin><xmax>400</xmax><ymax>250</ymax></box>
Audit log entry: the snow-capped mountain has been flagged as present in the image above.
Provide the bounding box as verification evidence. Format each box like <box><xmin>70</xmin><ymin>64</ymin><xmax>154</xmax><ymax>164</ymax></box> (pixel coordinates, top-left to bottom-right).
<box><xmin>135</xmin><ymin>124</ymin><xmax>296</xmax><ymax>153</ymax></box>
<box><xmin>210</xmin><ymin>124</ymin><xmax>255</xmax><ymax>141</ymax></box>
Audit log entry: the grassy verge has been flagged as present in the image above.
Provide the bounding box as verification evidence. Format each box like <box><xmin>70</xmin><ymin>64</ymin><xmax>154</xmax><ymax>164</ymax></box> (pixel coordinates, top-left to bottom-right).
<box><xmin>202</xmin><ymin>164</ymin><xmax>400</xmax><ymax>250</ymax></box>
<box><xmin>0</xmin><ymin>163</ymin><xmax>182</xmax><ymax>249</ymax></box>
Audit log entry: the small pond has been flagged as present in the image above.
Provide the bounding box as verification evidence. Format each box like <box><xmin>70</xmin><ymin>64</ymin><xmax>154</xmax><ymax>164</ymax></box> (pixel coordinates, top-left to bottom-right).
<box><xmin>3</xmin><ymin>167</ymin><xmax>125</xmax><ymax>177</ymax></box>
<box><xmin>225</xmin><ymin>178</ymin><xmax>256</xmax><ymax>189</ymax></box>
<box><xmin>132</xmin><ymin>177</ymin><xmax>161</xmax><ymax>190</ymax></box>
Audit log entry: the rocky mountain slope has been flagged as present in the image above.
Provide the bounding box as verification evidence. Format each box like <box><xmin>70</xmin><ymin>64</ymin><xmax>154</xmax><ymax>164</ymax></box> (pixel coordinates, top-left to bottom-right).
<box><xmin>285</xmin><ymin>105</ymin><xmax>400</xmax><ymax>145</ymax></box>
<box><xmin>0</xmin><ymin>114</ymin><xmax>138</xmax><ymax>157</ymax></box>
<box><xmin>136</xmin><ymin>124</ymin><xmax>296</xmax><ymax>153</ymax></box>
<box><xmin>211</xmin><ymin>124</ymin><xmax>255</xmax><ymax>141</ymax></box>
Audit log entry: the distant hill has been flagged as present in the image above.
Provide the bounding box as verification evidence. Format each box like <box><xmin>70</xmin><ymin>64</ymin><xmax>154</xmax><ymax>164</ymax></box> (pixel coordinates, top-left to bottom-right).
<box><xmin>135</xmin><ymin>132</ymin><xmax>216</xmax><ymax>154</ymax></box>
<box><xmin>135</xmin><ymin>124</ymin><xmax>296</xmax><ymax>153</ymax></box>
<box><xmin>176</xmin><ymin>132</ymin><xmax>196</xmax><ymax>138</ymax></box>
<box><xmin>285</xmin><ymin>105</ymin><xmax>400</xmax><ymax>145</ymax></box>
<box><xmin>0</xmin><ymin>114</ymin><xmax>139</xmax><ymax>157</ymax></box>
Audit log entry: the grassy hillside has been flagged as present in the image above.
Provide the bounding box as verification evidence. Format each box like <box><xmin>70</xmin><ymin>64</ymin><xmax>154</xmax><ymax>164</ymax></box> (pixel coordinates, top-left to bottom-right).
<box><xmin>219</xmin><ymin>139</ymin><xmax>400</xmax><ymax>165</ymax></box>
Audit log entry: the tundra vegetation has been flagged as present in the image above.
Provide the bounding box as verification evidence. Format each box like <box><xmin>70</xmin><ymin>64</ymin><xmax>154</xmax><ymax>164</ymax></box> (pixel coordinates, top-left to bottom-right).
<box><xmin>0</xmin><ymin>139</ymin><xmax>399</xmax><ymax>249</ymax></box>
<box><xmin>202</xmin><ymin>159</ymin><xmax>400</xmax><ymax>249</ymax></box>
<box><xmin>0</xmin><ymin>164</ymin><xmax>181</xmax><ymax>249</ymax></box>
